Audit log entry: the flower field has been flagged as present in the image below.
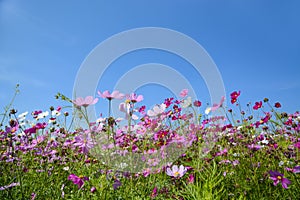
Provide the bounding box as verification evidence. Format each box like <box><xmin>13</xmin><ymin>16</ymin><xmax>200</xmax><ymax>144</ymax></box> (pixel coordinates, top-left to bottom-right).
<box><xmin>1</xmin><ymin>87</ymin><xmax>300</xmax><ymax>199</ymax></box>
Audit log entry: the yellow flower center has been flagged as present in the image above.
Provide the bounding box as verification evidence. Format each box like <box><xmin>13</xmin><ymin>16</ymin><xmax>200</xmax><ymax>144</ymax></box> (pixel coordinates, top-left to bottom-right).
<box><xmin>174</xmin><ymin>172</ymin><xmax>180</xmax><ymax>177</ymax></box>
<box><xmin>277</xmin><ymin>176</ymin><xmax>282</xmax><ymax>180</ymax></box>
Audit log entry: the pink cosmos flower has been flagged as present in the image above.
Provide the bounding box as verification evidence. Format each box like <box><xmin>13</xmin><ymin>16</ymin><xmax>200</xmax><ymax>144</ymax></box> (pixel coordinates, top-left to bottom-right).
<box><xmin>73</xmin><ymin>96</ymin><xmax>98</xmax><ymax>107</ymax></box>
<box><xmin>269</xmin><ymin>170</ymin><xmax>291</xmax><ymax>189</ymax></box>
<box><xmin>166</xmin><ymin>165</ymin><xmax>187</xmax><ymax>178</ymax></box>
<box><xmin>73</xmin><ymin>132</ymin><xmax>95</xmax><ymax>154</ymax></box>
<box><xmin>98</xmin><ymin>90</ymin><xmax>124</xmax><ymax>100</ymax></box>
<box><xmin>180</xmin><ymin>89</ymin><xmax>188</xmax><ymax>98</ymax></box>
<box><xmin>126</xmin><ymin>93</ymin><xmax>143</xmax><ymax>103</ymax></box>
<box><xmin>212</xmin><ymin>96</ymin><xmax>225</xmax><ymax>111</ymax></box>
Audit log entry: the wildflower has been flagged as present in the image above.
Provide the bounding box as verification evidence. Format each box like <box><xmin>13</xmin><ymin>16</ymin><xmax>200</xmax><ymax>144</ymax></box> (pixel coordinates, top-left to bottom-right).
<box><xmin>180</xmin><ymin>89</ymin><xmax>188</xmax><ymax>98</ymax></box>
<box><xmin>98</xmin><ymin>90</ymin><xmax>124</xmax><ymax>100</ymax></box>
<box><xmin>126</xmin><ymin>93</ymin><xmax>143</xmax><ymax>103</ymax></box>
<box><xmin>166</xmin><ymin>165</ymin><xmax>187</xmax><ymax>178</ymax></box>
<box><xmin>253</xmin><ymin>101</ymin><xmax>262</xmax><ymax>110</ymax></box>
<box><xmin>164</xmin><ymin>97</ymin><xmax>174</xmax><ymax>108</ymax></box>
<box><xmin>181</xmin><ymin>97</ymin><xmax>192</xmax><ymax>108</ymax></box>
<box><xmin>269</xmin><ymin>170</ymin><xmax>291</xmax><ymax>189</ymax></box>
<box><xmin>68</xmin><ymin>174</ymin><xmax>89</xmax><ymax>189</ymax></box>
<box><xmin>193</xmin><ymin>100</ymin><xmax>201</xmax><ymax>107</ymax></box>
<box><xmin>230</xmin><ymin>91</ymin><xmax>241</xmax><ymax>104</ymax></box>
<box><xmin>18</xmin><ymin>111</ymin><xmax>28</xmax><ymax>119</ymax></box>
<box><xmin>90</xmin><ymin>186</ymin><xmax>96</xmax><ymax>193</ymax></box>
<box><xmin>187</xmin><ymin>174</ymin><xmax>194</xmax><ymax>184</ymax></box>
<box><xmin>31</xmin><ymin>193</ymin><xmax>36</xmax><ymax>200</ymax></box>
<box><xmin>36</xmin><ymin>111</ymin><xmax>49</xmax><ymax>120</ymax></box>
<box><xmin>150</xmin><ymin>187</ymin><xmax>158</xmax><ymax>199</ymax></box>
<box><xmin>73</xmin><ymin>96</ymin><xmax>98</xmax><ymax>107</ymax></box>
<box><xmin>274</xmin><ymin>102</ymin><xmax>281</xmax><ymax>108</ymax></box>
<box><xmin>147</xmin><ymin>103</ymin><xmax>166</xmax><ymax>117</ymax></box>
<box><xmin>205</xmin><ymin>107</ymin><xmax>211</xmax><ymax>115</ymax></box>
<box><xmin>0</xmin><ymin>182</ymin><xmax>20</xmax><ymax>190</ymax></box>
<box><xmin>73</xmin><ymin>132</ymin><xmax>95</xmax><ymax>154</ymax></box>
<box><xmin>113</xmin><ymin>179</ymin><xmax>122</xmax><ymax>190</ymax></box>
<box><xmin>293</xmin><ymin>166</ymin><xmax>300</xmax><ymax>173</ymax></box>
<box><xmin>212</xmin><ymin>96</ymin><xmax>225</xmax><ymax>111</ymax></box>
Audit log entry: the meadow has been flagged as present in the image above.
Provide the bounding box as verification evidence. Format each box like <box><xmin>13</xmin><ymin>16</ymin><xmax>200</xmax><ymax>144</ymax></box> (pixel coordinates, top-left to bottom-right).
<box><xmin>1</xmin><ymin>86</ymin><xmax>299</xmax><ymax>199</ymax></box>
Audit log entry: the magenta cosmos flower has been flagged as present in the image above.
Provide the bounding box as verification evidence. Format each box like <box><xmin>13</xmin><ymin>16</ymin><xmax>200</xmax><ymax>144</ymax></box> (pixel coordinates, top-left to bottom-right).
<box><xmin>73</xmin><ymin>96</ymin><xmax>98</xmax><ymax>107</ymax></box>
<box><xmin>166</xmin><ymin>165</ymin><xmax>187</xmax><ymax>178</ymax></box>
<box><xmin>269</xmin><ymin>170</ymin><xmax>291</xmax><ymax>189</ymax></box>
<box><xmin>230</xmin><ymin>91</ymin><xmax>241</xmax><ymax>104</ymax></box>
<box><xmin>253</xmin><ymin>101</ymin><xmax>263</xmax><ymax>110</ymax></box>
<box><xmin>68</xmin><ymin>174</ymin><xmax>89</xmax><ymax>188</ymax></box>
<box><xmin>98</xmin><ymin>90</ymin><xmax>124</xmax><ymax>100</ymax></box>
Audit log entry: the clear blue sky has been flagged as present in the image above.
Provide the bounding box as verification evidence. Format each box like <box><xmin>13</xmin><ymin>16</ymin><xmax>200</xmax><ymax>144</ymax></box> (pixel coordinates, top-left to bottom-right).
<box><xmin>1</xmin><ymin>0</ymin><xmax>300</xmax><ymax>119</ymax></box>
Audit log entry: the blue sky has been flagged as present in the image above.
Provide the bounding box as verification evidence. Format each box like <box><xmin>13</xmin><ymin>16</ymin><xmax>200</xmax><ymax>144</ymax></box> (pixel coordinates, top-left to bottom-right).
<box><xmin>1</xmin><ymin>0</ymin><xmax>300</xmax><ymax>120</ymax></box>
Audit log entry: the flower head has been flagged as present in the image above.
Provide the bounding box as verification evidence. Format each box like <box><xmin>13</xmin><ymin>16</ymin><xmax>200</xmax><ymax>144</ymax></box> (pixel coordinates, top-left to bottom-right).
<box><xmin>274</xmin><ymin>102</ymin><xmax>282</xmax><ymax>108</ymax></box>
<box><xmin>253</xmin><ymin>101</ymin><xmax>263</xmax><ymax>110</ymax></box>
<box><xmin>147</xmin><ymin>103</ymin><xmax>166</xmax><ymax>117</ymax></box>
<box><xmin>73</xmin><ymin>96</ymin><xmax>98</xmax><ymax>107</ymax></box>
<box><xmin>230</xmin><ymin>91</ymin><xmax>241</xmax><ymax>104</ymax></box>
<box><xmin>193</xmin><ymin>100</ymin><xmax>201</xmax><ymax>107</ymax></box>
<box><xmin>166</xmin><ymin>165</ymin><xmax>187</xmax><ymax>178</ymax></box>
<box><xmin>126</xmin><ymin>93</ymin><xmax>143</xmax><ymax>103</ymax></box>
<box><xmin>68</xmin><ymin>174</ymin><xmax>89</xmax><ymax>189</ymax></box>
<box><xmin>180</xmin><ymin>89</ymin><xmax>188</xmax><ymax>98</ymax></box>
<box><xmin>269</xmin><ymin>170</ymin><xmax>291</xmax><ymax>189</ymax></box>
<box><xmin>98</xmin><ymin>90</ymin><xmax>124</xmax><ymax>100</ymax></box>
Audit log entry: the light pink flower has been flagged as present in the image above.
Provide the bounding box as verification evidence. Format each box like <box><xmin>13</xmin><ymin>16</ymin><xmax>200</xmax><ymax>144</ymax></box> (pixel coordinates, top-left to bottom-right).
<box><xmin>211</xmin><ymin>96</ymin><xmax>225</xmax><ymax>111</ymax></box>
<box><xmin>166</xmin><ymin>165</ymin><xmax>187</xmax><ymax>178</ymax></box>
<box><xmin>180</xmin><ymin>89</ymin><xmax>188</xmax><ymax>98</ymax></box>
<box><xmin>126</xmin><ymin>93</ymin><xmax>143</xmax><ymax>103</ymax></box>
<box><xmin>98</xmin><ymin>90</ymin><xmax>124</xmax><ymax>100</ymax></box>
<box><xmin>73</xmin><ymin>96</ymin><xmax>98</xmax><ymax>107</ymax></box>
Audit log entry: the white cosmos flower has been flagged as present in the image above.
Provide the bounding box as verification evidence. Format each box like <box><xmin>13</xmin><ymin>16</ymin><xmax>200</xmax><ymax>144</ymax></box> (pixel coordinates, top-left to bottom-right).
<box><xmin>37</xmin><ymin>111</ymin><xmax>49</xmax><ymax>120</ymax></box>
<box><xmin>205</xmin><ymin>107</ymin><xmax>211</xmax><ymax>115</ymax></box>
<box><xmin>52</xmin><ymin>110</ymin><xmax>61</xmax><ymax>117</ymax></box>
<box><xmin>147</xmin><ymin>103</ymin><xmax>166</xmax><ymax>117</ymax></box>
<box><xmin>18</xmin><ymin>111</ymin><xmax>28</xmax><ymax>119</ymax></box>
<box><xmin>180</xmin><ymin>97</ymin><xmax>192</xmax><ymax>108</ymax></box>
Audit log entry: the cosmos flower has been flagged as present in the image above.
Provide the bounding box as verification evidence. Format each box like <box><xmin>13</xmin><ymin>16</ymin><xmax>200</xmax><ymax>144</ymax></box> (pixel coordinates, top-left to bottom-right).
<box><xmin>230</xmin><ymin>91</ymin><xmax>241</xmax><ymax>104</ymax></box>
<box><xmin>269</xmin><ymin>170</ymin><xmax>291</xmax><ymax>189</ymax></box>
<box><xmin>180</xmin><ymin>89</ymin><xmax>188</xmax><ymax>98</ymax></box>
<box><xmin>147</xmin><ymin>103</ymin><xmax>166</xmax><ymax>117</ymax></box>
<box><xmin>68</xmin><ymin>174</ymin><xmax>89</xmax><ymax>189</ymax></box>
<box><xmin>253</xmin><ymin>101</ymin><xmax>263</xmax><ymax>110</ymax></box>
<box><xmin>125</xmin><ymin>93</ymin><xmax>143</xmax><ymax>103</ymax></box>
<box><xmin>166</xmin><ymin>165</ymin><xmax>187</xmax><ymax>178</ymax></box>
<box><xmin>98</xmin><ymin>90</ymin><xmax>124</xmax><ymax>100</ymax></box>
<box><xmin>73</xmin><ymin>96</ymin><xmax>98</xmax><ymax>107</ymax></box>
